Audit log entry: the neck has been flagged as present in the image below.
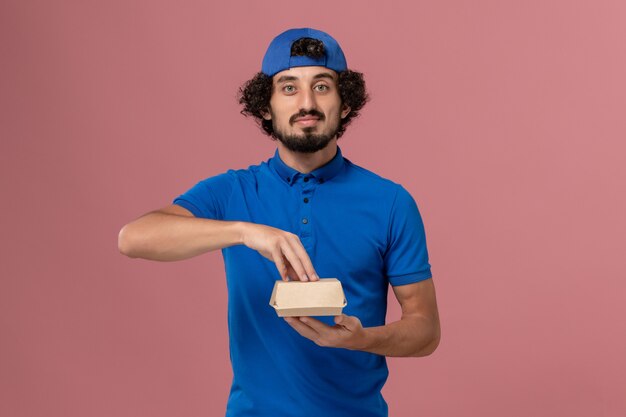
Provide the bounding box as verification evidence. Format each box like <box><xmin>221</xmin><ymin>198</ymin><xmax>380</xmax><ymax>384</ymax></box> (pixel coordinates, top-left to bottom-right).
<box><xmin>276</xmin><ymin>140</ymin><xmax>338</xmax><ymax>174</ymax></box>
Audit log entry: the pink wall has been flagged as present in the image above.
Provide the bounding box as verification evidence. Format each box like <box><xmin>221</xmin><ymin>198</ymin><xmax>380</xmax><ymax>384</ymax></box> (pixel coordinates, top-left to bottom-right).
<box><xmin>1</xmin><ymin>1</ymin><xmax>624</xmax><ymax>416</ymax></box>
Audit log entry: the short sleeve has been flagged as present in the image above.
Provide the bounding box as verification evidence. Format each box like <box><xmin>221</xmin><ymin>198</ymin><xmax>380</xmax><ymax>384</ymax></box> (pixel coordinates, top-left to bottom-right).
<box><xmin>172</xmin><ymin>171</ymin><xmax>235</xmax><ymax>220</ymax></box>
<box><xmin>383</xmin><ymin>185</ymin><xmax>432</xmax><ymax>286</ymax></box>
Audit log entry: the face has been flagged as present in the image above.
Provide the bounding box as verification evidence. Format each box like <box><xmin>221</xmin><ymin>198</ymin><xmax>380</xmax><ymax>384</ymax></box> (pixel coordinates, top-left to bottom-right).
<box><xmin>263</xmin><ymin>66</ymin><xmax>351</xmax><ymax>153</ymax></box>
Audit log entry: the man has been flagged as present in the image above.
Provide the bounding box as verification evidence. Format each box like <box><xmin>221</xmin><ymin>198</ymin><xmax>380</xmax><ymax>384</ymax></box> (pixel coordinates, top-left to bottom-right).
<box><xmin>118</xmin><ymin>27</ymin><xmax>440</xmax><ymax>417</ymax></box>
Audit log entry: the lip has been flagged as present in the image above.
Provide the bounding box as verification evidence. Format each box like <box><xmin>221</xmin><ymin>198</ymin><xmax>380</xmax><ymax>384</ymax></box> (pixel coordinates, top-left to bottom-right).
<box><xmin>294</xmin><ymin>117</ymin><xmax>320</xmax><ymax>126</ymax></box>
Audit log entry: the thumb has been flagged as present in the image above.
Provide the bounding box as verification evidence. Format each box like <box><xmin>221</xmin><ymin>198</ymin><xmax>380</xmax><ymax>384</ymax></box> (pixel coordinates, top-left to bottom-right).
<box><xmin>335</xmin><ymin>314</ymin><xmax>361</xmax><ymax>331</ymax></box>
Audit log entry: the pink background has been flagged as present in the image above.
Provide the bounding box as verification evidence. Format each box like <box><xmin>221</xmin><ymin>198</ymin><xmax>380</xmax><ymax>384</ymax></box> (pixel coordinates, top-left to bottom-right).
<box><xmin>1</xmin><ymin>1</ymin><xmax>625</xmax><ymax>416</ymax></box>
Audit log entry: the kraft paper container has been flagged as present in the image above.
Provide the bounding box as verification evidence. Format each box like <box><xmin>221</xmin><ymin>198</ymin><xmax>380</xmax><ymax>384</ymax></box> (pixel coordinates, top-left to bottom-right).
<box><xmin>269</xmin><ymin>278</ymin><xmax>348</xmax><ymax>317</ymax></box>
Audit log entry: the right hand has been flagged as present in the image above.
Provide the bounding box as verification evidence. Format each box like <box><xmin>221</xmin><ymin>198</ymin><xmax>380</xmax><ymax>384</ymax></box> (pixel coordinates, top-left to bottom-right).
<box><xmin>240</xmin><ymin>223</ymin><xmax>319</xmax><ymax>282</ymax></box>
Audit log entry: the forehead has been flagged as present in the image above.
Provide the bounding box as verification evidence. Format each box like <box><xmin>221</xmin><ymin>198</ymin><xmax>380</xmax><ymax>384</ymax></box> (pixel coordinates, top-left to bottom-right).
<box><xmin>272</xmin><ymin>66</ymin><xmax>338</xmax><ymax>84</ymax></box>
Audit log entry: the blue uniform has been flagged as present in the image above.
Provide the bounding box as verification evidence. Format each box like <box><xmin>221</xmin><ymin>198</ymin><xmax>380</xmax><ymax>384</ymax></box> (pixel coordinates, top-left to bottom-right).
<box><xmin>173</xmin><ymin>146</ymin><xmax>432</xmax><ymax>417</ymax></box>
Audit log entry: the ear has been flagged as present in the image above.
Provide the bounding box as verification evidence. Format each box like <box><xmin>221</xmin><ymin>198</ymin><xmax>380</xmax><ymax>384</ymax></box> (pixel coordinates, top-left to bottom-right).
<box><xmin>340</xmin><ymin>103</ymin><xmax>351</xmax><ymax>119</ymax></box>
<box><xmin>261</xmin><ymin>107</ymin><xmax>272</xmax><ymax>121</ymax></box>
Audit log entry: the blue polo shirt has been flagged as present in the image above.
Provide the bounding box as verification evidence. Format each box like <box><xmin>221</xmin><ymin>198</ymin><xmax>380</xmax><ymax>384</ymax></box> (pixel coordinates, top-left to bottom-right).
<box><xmin>172</xmin><ymin>145</ymin><xmax>432</xmax><ymax>417</ymax></box>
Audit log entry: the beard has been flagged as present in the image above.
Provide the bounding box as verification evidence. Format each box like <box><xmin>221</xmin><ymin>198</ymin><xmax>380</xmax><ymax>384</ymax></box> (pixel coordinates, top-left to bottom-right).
<box><xmin>270</xmin><ymin>108</ymin><xmax>341</xmax><ymax>154</ymax></box>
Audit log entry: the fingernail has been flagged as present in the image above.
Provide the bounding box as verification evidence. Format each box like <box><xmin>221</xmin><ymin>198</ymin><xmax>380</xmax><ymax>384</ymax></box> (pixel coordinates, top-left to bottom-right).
<box><xmin>312</xmin><ymin>273</ymin><xmax>319</xmax><ymax>280</ymax></box>
<box><xmin>303</xmin><ymin>274</ymin><xmax>309</xmax><ymax>281</ymax></box>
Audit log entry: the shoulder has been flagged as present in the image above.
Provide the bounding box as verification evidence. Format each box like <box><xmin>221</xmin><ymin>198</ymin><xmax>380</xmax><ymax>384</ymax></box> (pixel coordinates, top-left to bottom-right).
<box><xmin>342</xmin><ymin>158</ymin><xmax>422</xmax><ymax>221</ymax></box>
<box><xmin>343</xmin><ymin>157</ymin><xmax>406</xmax><ymax>196</ymax></box>
<box><xmin>198</xmin><ymin>159</ymin><xmax>266</xmax><ymax>186</ymax></box>
<box><xmin>226</xmin><ymin>156</ymin><xmax>267</xmax><ymax>176</ymax></box>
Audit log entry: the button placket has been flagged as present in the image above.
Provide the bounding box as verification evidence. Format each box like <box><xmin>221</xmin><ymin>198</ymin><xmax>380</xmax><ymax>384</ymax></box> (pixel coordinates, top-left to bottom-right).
<box><xmin>299</xmin><ymin>177</ymin><xmax>315</xmax><ymax>238</ymax></box>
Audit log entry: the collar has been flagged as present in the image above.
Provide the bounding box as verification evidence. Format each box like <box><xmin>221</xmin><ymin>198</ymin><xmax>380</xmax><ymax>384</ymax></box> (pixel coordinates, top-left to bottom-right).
<box><xmin>269</xmin><ymin>146</ymin><xmax>345</xmax><ymax>186</ymax></box>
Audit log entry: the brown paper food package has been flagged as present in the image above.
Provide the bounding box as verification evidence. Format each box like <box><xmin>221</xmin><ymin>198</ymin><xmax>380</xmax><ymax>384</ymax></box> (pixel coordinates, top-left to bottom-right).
<box><xmin>269</xmin><ymin>278</ymin><xmax>348</xmax><ymax>317</ymax></box>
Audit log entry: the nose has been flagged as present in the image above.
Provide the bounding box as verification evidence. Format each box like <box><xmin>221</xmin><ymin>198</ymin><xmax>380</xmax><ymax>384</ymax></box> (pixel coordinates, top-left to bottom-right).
<box><xmin>298</xmin><ymin>87</ymin><xmax>317</xmax><ymax>112</ymax></box>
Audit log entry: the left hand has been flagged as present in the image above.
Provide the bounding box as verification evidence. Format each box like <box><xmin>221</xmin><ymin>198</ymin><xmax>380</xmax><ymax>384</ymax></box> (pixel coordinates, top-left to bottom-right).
<box><xmin>283</xmin><ymin>314</ymin><xmax>368</xmax><ymax>350</ymax></box>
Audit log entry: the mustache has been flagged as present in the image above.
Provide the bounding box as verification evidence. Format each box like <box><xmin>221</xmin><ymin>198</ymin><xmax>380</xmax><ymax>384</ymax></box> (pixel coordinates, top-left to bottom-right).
<box><xmin>290</xmin><ymin>109</ymin><xmax>325</xmax><ymax>124</ymax></box>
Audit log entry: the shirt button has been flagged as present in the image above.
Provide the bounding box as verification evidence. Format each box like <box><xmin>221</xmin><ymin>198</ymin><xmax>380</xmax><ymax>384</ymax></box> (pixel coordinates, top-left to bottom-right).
<box><xmin>302</xmin><ymin>218</ymin><xmax>308</xmax><ymax>224</ymax></box>
<box><xmin>303</xmin><ymin>198</ymin><xmax>309</xmax><ymax>203</ymax></box>
<box><xmin>304</xmin><ymin>177</ymin><xmax>309</xmax><ymax>182</ymax></box>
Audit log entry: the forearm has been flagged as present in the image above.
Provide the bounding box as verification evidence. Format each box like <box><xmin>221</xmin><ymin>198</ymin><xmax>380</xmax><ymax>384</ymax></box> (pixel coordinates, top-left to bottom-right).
<box><xmin>118</xmin><ymin>213</ymin><xmax>245</xmax><ymax>261</ymax></box>
<box><xmin>359</xmin><ymin>315</ymin><xmax>440</xmax><ymax>357</ymax></box>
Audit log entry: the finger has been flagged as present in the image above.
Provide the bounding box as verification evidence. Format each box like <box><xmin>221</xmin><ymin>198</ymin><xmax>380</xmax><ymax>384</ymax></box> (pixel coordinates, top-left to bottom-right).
<box><xmin>280</xmin><ymin>240</ymin><xmax>309</xmax><ymax>281</ymax></box>
<box><xmin>299</xmin><ymin>317</ymin><xmax>332</xmax><ymax>334</ymax></box>
<box><xmin>271</xmin><ymin>250</ymin><xmax>288</xmax><ymax>281</ymax></box>
<box><xmin>284</xmin><ymin>317</ymin><xmax>320</xmax><ymax>341</ymax></box>
<box><xmin>285</xmin><ymin>261</ymin><xmax>299</xmax><ymax>281</ymax></box>
<box><xmin>287</xmin><ymin>237</ymin><xmax>319</xmax><ymax>281</ymax></box>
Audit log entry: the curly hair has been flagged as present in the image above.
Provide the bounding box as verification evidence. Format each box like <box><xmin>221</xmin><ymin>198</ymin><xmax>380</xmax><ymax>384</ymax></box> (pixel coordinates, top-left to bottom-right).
<box><xmin>238</xmin><ymin>38</ymin><xmax>369</xmax><ymax>140</ymax></box>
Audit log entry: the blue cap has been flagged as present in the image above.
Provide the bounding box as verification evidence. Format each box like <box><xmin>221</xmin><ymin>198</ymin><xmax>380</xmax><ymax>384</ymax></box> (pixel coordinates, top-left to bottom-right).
<box><xmin>261</xmin><ymin>28</ymin><xmax>348</xmax><ymax>77</ymax></box>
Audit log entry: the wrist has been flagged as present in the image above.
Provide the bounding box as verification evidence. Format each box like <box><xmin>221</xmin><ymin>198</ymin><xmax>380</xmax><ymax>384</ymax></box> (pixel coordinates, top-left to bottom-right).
<box><xmin>357</xmin><ymin>326</ymin><xmax>378</xmax><ymax>352</ymax></box>
<box><xmin>235</xmin><ymin>221</ymin><xmax>249</xmax><ymax>246</ymax></box>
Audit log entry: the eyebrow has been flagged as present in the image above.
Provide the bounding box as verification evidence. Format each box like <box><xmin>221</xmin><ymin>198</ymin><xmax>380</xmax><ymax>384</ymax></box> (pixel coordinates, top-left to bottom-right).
<box><xmin>313</xmin><ymin>73</ymin><xmax>335</xmax><ymax>81</ymax></box>
<box><xmin>275</xmin><ymin>72</ymin><xmax>336</xmax><ymax>84</ymax></box>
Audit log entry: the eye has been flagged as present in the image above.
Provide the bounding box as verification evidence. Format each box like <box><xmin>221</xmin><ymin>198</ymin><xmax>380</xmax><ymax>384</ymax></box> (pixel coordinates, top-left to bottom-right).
<box><xmin>283</xmin><ymin>85</ymin><xmax>296</xmax><ymax>93</ymax></box>
<box><xmin>314</xmin><ymin>84</ymin><xmax>329</xmax><ymax>92</ymax></box>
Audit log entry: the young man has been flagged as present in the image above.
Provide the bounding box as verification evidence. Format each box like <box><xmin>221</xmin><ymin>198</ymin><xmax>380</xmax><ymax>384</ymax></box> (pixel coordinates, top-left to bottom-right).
<box><xmin>119</xmin><ymin>27</ymin><xmax>440</xmax><ymax>417</ymax></box>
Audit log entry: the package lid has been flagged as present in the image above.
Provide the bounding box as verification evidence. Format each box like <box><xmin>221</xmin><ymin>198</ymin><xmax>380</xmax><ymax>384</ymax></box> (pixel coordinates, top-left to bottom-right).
<box><xmin>269</xmin><ymin>278</ymin><xmax>347</xmax><ymax>309</ymax></box>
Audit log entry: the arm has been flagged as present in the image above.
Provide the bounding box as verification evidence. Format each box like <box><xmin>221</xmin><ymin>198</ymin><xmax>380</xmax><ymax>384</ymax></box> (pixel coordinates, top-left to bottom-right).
<box><xmin>118</xmin><ymin>204</ymin><xmax>319</xmax><ymax>282</ymax></box>
<box><xmin>117</xmin><ymin>204</ymin><xmax>245</xmax><ymax>261</ymax></box>
<box><xmin>360</xmin><ymin>278</ymin><xmax>441</xmax><ymax>357</ymax></box>
<box><xmin>284</xmin><ymin>277</ymin><xmax>441</xmax><ymax>357</ymax></box>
